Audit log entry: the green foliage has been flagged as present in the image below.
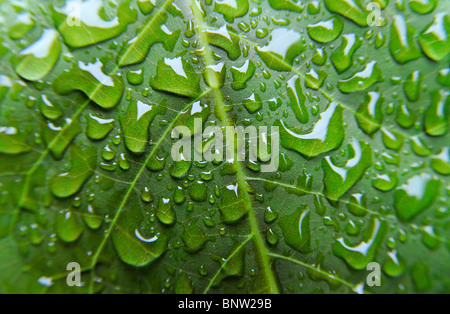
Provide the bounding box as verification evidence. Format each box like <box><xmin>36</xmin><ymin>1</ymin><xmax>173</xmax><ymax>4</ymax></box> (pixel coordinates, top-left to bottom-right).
<box><xmin>0</xmin><ymin>0</ymin><xmax>449</xmax><ymax>294</ymax></box>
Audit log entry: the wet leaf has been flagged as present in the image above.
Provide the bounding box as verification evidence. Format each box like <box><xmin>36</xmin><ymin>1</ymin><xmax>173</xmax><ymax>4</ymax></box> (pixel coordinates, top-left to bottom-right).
<box><xmin>0</xmin><ymin>0</ymin><xmax>448</xmax><ymax>294</ymax></box>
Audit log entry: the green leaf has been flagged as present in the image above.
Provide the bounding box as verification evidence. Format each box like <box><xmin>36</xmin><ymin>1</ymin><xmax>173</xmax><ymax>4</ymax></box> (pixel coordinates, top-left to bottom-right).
<box><xmin>0</xmin><ymin>0</ymin><xmax>449</xmax><ymax>294</ymax></box>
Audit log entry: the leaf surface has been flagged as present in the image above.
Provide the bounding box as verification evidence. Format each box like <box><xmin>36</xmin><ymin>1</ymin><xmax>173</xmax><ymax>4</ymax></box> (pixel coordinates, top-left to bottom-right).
<box><xmin>0</xmin><ymin>0</ymin><xmax>449</xmax><ymax>294</ymax></box>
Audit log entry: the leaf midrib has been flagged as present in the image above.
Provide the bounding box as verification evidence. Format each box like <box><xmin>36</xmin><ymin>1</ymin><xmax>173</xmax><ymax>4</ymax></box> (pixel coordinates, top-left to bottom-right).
<box><xmin>189</xmin><ymin>0</ymin><xmax>280</xmax><ymax>294</ymax></box>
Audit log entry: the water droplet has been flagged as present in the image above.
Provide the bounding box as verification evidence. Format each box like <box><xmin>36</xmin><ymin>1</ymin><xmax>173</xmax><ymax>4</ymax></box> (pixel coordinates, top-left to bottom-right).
<box><xmin>323</xmin><ymin>140</ymin><xmax>373</xmax><ymax>200</ymax></box>
<box><xmin>53</xmin><ymin>0</ymin><xmax>137</xmax><ymax>48</ymax></box>
<box><xmin>189</xmin><ymin>181</ymin><xmax>207</xmax><ymax>202</ymax></box>
<box><xmin>279</xmin><ymin>206</ymin><xmax>311</xmax><ymax>253</ymax></box>
<box><xmin>333</xmin><ymin>218</ymin><xmax>387</xmax><ymax>270</ymax></box>
<box><xmin>243</xmin><ymin>93</ymin><xmax>262</xmax><ymax>113</ymax></box>
<box><xmin>419</xmin><ymin>12</ymin><xmax>450</xmax><ymax>61</ymax></box>
<box><xmin>218</xmin><ymin>183</ymin><xmax>247</xmax><ymax>224</ymax></box>
<box><xmin>404</xmin><ymin>71</ymin><xmax>423</xmax><ymax>102</ymax></box>
<box><xmin>338</xmin><ymin>61</ymin><xmax>383</xmax><ymax>93</ymax></box>
<box><xmin>431</xmin><ymin>147</ymin><xmax>450</xmax><ymax>175</ymax></box>
<box><xmin>150</xmin><ymin>57</ymin><xmax>201</xmax><ymax>98</ymax></box>
<box><xmin>410</xmin><ymin>0</ymin><xmax>437</xmax><ymax>14</ymax></box>
<box><xmin>268</xmin><ymin>0</ymin><xmax>304</xmax><ymax>13</ymax></box>
<box><xmin>14</xmin><ymin>29</ymin><xmax>61</xmax><ymax>81</ymax></box>
<box><xmin>356</xmin><ymin>91</ymin><xmax>384</xmax><ymax>135</ymax></box>
<box><xmin>331</xmin><ymin>33</ymin><xmax>362</xmax><ymax>74</ymax></box>
<box><xmin>324</xmin><ymin>0</ymin><xmax>369</xmax><ymax>27</ymax></box>
<box><xmin>8</xmin><ymin>12</ymin><xmax>36</xmax><ymax>40</ymax></box>
<box><xmin>256</xmin><ymin>28</ymin><xmax>306</xmax><ymax>72</ymax></box>
<box><xmin>120</xmin><ymin>100</ymin><xmax>165</xmax><ymax>154</ymax></box>
<box><xmin>383</xmin><ymin>250</ymin><xmax>407</xmax><ymax>277</ymax></box>
<box><xmin>276</xmin><ymin>102</ymin><xmax>345</xmax><ymax>158</ymax></box>
<box><xmin>424</xmin><ymin>90</ymin><xmax>448</xmax><ymax>137</ymax></box>
<box><xmin>204</xmin><ymin>62</ymin><xmax>226</xmax><ymax>89</ymax></box>
<box><xmin>396</xmin><ymin>103</ymin><xmax>417</xmax><ymax>129</ymax></box>
<box><xmin>372</xmin><ymin>173</ymin><xmax>398</xmax><ymax>192</ymax></box>
<box><xmin>311</xmin><ymin>48</ymin><xmax>327</xmax><ymax>66</ymax></box>
<box><xmin>182</xmin><ymin>220</ymin><xmax>207</xmax><ymax>252</ymax></box>
<box><xmin>206</xmin><ymin>25</ymin><xmax>241</xmax><ymax>60</ymax></box>
<box><xmin>422</xmin><ymin>226</ymin><xmax>441</xmax><ymax>250</ymax></box>
<box><xmin>156</xmin><ymin>197</ymin><xmax>176</xmax><ymax>225</ymax></box>
<box><xmin>56</xmin><ymin>210</ymin><xmax>84</xmax><ymax>243</ymax></box>
<box><xmin>381</xmin><ymin>128</ymin><xmax>404</xmax><ymax>151</ymax></box>
<box><xmin>214</xmin><ymin>0</ymin><xmax>249</xmax><ymax>23</ymax></box>
<box><xmin>390</xmin><ymin>15</ymin><xmax>423</xmax><ymax>64</ymax></box>
<box><xmin>118</xmin><ymin>12</ymin><xmax>180</xmax><ymax>66</ymax></box>
<box><xmin>86</xmin><ymin>114</ymin><xmax>114</xmax><ymax>141</ymax></box>
<box><xmin>54</xmin><ymin>59</ymin><xmax>125</xmax><ymax>109</ymax></box>
<box><xmin>112</xmin><ymin>206</ymin><xmax>167</xmax><ymax>267</ymax></box>
<box><xmin>307</xmin><ymin>16</ymin><xmax>344</xmax><ymax>43</ymax></box>
<box><xmin>286</xmin><ymin>75</ymin><xmax>308</xmax><ymax>123</ymax></box>
<box><xmin>137</xmin><ymin>0</ymin><xmax>156</xmax><ymax>14</ymax></box>
<box><xmin>0</xmin><ymin>126</ymin><xmax>31</xmax><ymax>155</ymax></box>
<box><xmin>50</xmin><ymin>145</ymin><xmax>97</xmax><ymax>198</ymax></box>
<box><xmin>394</xmin><ymin>173</ymin><xmax>440</xmax><ymax>221</ymax></box>
<box><xmin>84</xmin><ymin>205</ymin><xmax>103</xmax><ymax>230</ymax></box>
<box><xmin>437</xmin><ymin>68</ymin><xmax>450</xmax><ymax>87</ymax></box>
<box><xmin>231</xmin><ymin>60</ymin><xmax>256</xmax><ymax>90</ymax></box>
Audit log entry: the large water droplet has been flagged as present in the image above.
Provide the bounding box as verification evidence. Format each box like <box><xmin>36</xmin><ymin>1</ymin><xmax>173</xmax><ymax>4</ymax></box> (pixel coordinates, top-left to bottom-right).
<box><xmin>56</xmin><ymin>210</ymin><xmax>84</xmax><ymax>243</ymax></box>
<box><xmin>323</xmin><ymin>140</ymin><xmax>373</xmax><ymax>200</ymax></box>
<box><xmin>50</xmin><ymin>145</ymin><xmax>97</xmax><ymax>198</ymax></box>
<box><xmin>256</xmin><ymin>28</ymin><xmax>306</xmax><ymax>72</ymax></box>
<box><xmin>54</xmin><ymin>59</ymin><xmax>125</xmax><ymax>109</ymax></box>
<box><xmin>331</xmin><ymin>33</ymin><xmax>362</xmax><ymax>74</ymax></box>
<box><xmin>276</xmin><ymin>102</ymin><xmax>345</xmax><ymax>158</ymax></box>
<box><xmin>390</xmin><ymin>15</ymin><xmax>423</xmax><ymax>64</ymax></box>
<box><xmin>356</xmin><ymin>91</ymin><xmax>384</xmax><ymax>135</ymax></box>
<box><xmin>150</xmin><ymin>57</ymin><xmax>201</xmax><ymax>98</ymax></box>
<box><xmin>214</xmin><ymin>0</ymin><xmax>249</xmax><ymax>23</ymax></box>
<box><xmin>120</xmin><ymin>100</ymin><xmax>165</xmax><ymax>154</ymax></box>
<box><xmin>307</xmin><ymin>16</ymin><xmax>344</xmax><ymax>43</ymax></box>
<box><xmin>279</xmin><ymin>206</ymin><xmax>311</xmax><ymax>253</ymax></box>
<box><xmin>333</xmin><ymin>218</ymin><xmax>387</xmax><ymax>270</ymax></box>
<box><xmin>338</xmin><ymin>61</ymin><xmax>383</xmax><ymax>93</ymax></box>
<box><xmin>218</xmin><ymin>183</ymin><xmax>247</xmax><ymax>224</ymax></box>
<box><xmin>112</xmin><ymin>206</ymin><xmax>167</xmax><ymax>267</ymax></box>
<box><xmin>394</xmin><ymin>173</ymin><xmax>441</xmax><ymax>221</ymax></box>
<box><xmin>324</xmin><ymin>0</ymin><xmax>369</xmax><ymax>27</ymax></box>
<box><xmin>14</xmin><ymin>29</ymin><xmax>61</xmax><ymax>81</ymax></box>
<box><xmin>418</xmin><ymin>13</ymin><xmax>449</xmax><ymax>62</ymax></box>
<box><xmin>53</xmin><ymin>0</ymin><xmax>137</xmax><ymax>48</ymax></box>
<box><xmin>118</xmin><ymin>12</ymin><xmax>180</xmax><ymax>66</ymax></box>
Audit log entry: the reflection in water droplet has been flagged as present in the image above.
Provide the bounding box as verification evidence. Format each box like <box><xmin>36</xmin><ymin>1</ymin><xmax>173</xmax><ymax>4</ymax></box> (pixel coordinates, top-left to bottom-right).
<box><xmin>15</xmin><ymin>29</ymin><xmax>61</xmax><ymax>81</ymax></box>
<box><xmin>333</xmin><ymin>218</ymin><xmax>387</xmax><ymax>270</ymax></box>
<box><xmin>150</xmin><ymin>57</ymin><xmax>201</xmax><ymax>98</ymax></box>
<box><xmin>54</xmin><ymin>59</ymin><xmax>124</xmax><ymax>109</ymax></box>
<box><xmin>53</xmin><ymin>0</ymin><xmax>137</xmax><ymax>48</ymax></box>
<box><xmin>394</xmin><ymin>173</ymin><xmax>441</xmax><ymax>221</ymax></box>
<box><xmin>390</xmin><ymin>15</ymin><xmax>423</xmax><ymax>64</ymax></box>
<box><xmin>338</xmin><ymin>61</ymin><xmax>383</xmax><ymax>93</ymax></box>
<box><xmin>323</xmin><ymin>140</ymin><xmax>373</xmax><ymax>200</ymax></box>
<box><xmin>331</xmin><ymin>34</ymin><xmax>362</xmax><ymax>74</ymax></box>
<box><xmin>276</xmin><ymin>102</ymin><xmax>345</xmax><ymax>158</ymax></box>
<box><xmin>419</xmin><ymin>13</ymin><xmax>449</xmax><ymax>62</ymax></box>
<box><xmin>256</xmin><ymin>28</ymin><xmax>306</xmax><ymax>71</ymax></box>
<box><xmin>307</xmin><ymin>16</ymin><xmax>344</xmax><ymax>43</ymax></box>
